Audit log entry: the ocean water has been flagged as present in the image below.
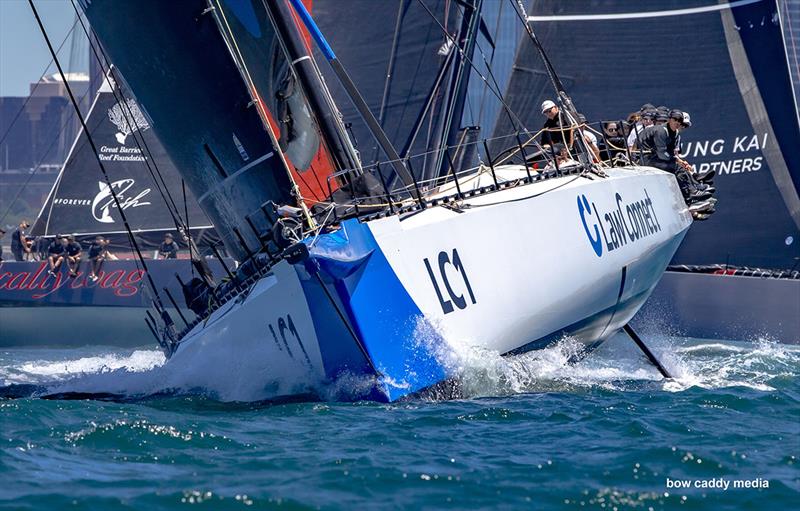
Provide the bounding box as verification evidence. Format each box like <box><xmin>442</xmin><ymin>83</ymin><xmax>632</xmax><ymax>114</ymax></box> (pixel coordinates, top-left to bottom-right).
<box><xmin>0</xmin><ymin>334</ymin><xmax>797</xmax><ymax>510</ymax></box>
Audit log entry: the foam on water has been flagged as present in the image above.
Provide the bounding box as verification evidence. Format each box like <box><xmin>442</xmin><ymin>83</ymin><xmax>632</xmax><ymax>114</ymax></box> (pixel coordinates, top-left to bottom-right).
<box><xmin>1</xmin><ymin>326</ymin><xmax>797</xmax><ymax>402</ymax></box>
<box><xmin>413</xmin><ymin>318</ymin><xmax>800</xmax><ymax>399</ymax></box>
<box><xmin>663</xmin><ymin>336</ymin><xmax>800</xmax><ymax>392</ymax></box>
<box><xmin>0</xmin><ymin>348</ymin><xmax>165</xmax><ymax>386</ymax></box>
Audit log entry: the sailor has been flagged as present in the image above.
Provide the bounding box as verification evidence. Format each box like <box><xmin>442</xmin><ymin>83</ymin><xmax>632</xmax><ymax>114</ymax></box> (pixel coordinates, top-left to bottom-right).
<box><xmin>158</xmin><ymin>232</ymin><xmax>178</xmax><ymax>259</ymax></box>
<box><xmin>675</xmin><ymin>111</ymin><xmax>716</xmax><ymax>218</ymax></box>
<box><xmin>65</xmin><ymin>235</ymin><xmax>82</xmax><ymax>278</ymax></box>
<box><xmin>628</xmin><ymin>106</ymin><xmax>656</xmax><ymax>151</ymax></box>
<box><xmin>598</xmin><ymin>121</ymin><xmax>627</xmax><ymax>162</ymax></box>
<box><xmin>638</xmin><ymin>110</ymin><xmax>681</xmax><ymax>170</ymax></box>
<box><xmin>539</xmin><ymin>100</ymin><xmax>574</xmax><ymax>149</ymax></box>
<box><xmin>11</xmin><ymin>220</ymin><xmax>32</xmax><ymax>261</ymax></box>
<box><xmin>544</xmin><ymin>143</ymin><xmax>579</xmax><ymax>171</ymax></box>
<box><xmin>638</xmin><ymin>110</ymin><xmax>709</xmax><ymax>204</ymax></box>
<box><xmin>88</xmin><ymin>236</ymin><xmax>109</xmax><ymax>282</ymax></box>
<box><xmin>47</xmin><ymin>235</ymin><xmax>67</xmax><ymax>277</ymax></box>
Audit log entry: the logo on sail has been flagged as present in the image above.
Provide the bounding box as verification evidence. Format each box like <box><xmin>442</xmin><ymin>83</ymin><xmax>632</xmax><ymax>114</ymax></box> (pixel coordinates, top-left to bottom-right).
<box><xmin>91</xmin><ymin>179</ymin><xmax>152</xmax><ymax>224</ymax></box>
<box><xmin>107</xmin><ymin>98</ymin><xmax>150</xmax><ymax>145</ymax></box>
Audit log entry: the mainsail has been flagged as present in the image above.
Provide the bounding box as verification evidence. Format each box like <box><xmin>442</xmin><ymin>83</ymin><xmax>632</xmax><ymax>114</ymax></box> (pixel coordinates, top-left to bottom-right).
<box><xmin>29</xmin><ymin>79</ymin><xmax>214</xmax><ymax>246</ymax></box>
<box><xmin>311</xmin><ymin>0</ymin><xmax>523</xmax><ymax>184</ymax></box>
<box><xmin>496</xmin><ymin>0</ymin><xmax>800</xmax><ymax>270</ymax></box>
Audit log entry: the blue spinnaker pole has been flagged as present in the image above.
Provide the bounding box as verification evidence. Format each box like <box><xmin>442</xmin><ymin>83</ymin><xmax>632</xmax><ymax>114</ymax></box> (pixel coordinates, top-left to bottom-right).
<box><xmin>287</xmin><ymin>0</ymin><xmax>420</xmax><ymax>198</ymax></box>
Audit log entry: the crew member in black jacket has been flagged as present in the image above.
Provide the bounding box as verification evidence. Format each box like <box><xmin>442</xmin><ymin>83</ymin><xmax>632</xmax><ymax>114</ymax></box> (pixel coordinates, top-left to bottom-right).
<box><xmin>640</xmin><ymin>109</ymin><xmax>684</xmax><ymax>172</ymax></box>
<box><xmin>539</xmin><ymin>100</ymin><xmax>574</xmax><ymax>149</ymax></box>
<box><xmin>639</xmin><ymin>110</ymin><xmax>712</xmax><ymax>206</ymax></box>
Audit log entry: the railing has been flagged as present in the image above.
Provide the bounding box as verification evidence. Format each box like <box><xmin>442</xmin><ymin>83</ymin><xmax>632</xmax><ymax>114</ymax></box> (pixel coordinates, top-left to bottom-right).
<box><xmin>319</xmin><ymin>129</ymin><xmax>589</xmax><ymax>221</ymax></box>
<box><xmin>160</xmin><ymin>118</ymin><xmax>655</xmax><ymax>347</ymax></box>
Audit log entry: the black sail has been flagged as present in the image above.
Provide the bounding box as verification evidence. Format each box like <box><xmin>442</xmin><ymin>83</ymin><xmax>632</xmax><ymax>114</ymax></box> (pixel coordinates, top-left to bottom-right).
<box><xmin>495</xmin><ymin>0</ymin><xmax>800</xmax><ymax>270</ymax></box>
<box><xmin>210</xmin><ymin>0</ymin><xmax>349</xmax><ymax>204</ymax></box>
<box><xmin>312</xmin><ymin>0</ymin><xmax>454</xmax><ymax>181</ymax></box>
<box><xmin>30</xmin><ymin>83</ymin><xmax>213</xmax><ymax>244</ymax></box>
<box><xmin>80</xmin><ymin>0</ymin><xmax>298</xmax><ymax>260</ymax></box>
<box><xmin>311</xmin><ymin>1</ymin><xmax>521</xmax><ymax>183</ymax></box>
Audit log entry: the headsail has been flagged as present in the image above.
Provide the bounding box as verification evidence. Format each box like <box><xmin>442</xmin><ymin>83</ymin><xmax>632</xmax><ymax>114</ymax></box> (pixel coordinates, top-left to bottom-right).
<box><xmin>29</xmin><ymin>79</ymin><xmax>214</xmax><ymax>245</ymax></box>
<box><xmin>209</xmin><ymin>0</ymin><xmax>349</xmax><ymax>203</ymax></box>
<box><xmin>80</xmin><ymin>0</ymin><xmax>302</xmax><ymax>260</ymax></box>
<box><xmin>496</xmin><ymin>0</ymin><xmax>800</xmax><ymax>270</ymax></box>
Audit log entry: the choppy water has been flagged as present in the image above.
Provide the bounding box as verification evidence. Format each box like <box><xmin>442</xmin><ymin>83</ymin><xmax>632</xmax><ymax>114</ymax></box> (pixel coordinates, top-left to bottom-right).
<box><xmin>1</xmin><ymin>334</ymin><xmax>798</xmax><ymax>510</ymax></box>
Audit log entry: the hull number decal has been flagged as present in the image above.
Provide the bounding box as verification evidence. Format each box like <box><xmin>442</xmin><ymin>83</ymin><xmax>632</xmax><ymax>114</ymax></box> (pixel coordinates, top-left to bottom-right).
<box><xmin>424</xmin><ymin>248</ymin><xmax>476</xmax><ymax>314</ymax></box>
<box><xmin>268</xmin><ymin>314</ymin><xmax>312</xmax><ymax>367</ymax></box>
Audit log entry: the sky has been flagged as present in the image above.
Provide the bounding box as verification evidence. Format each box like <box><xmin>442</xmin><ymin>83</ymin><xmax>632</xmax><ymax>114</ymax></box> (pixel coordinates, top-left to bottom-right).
<box><xmin>0</xmin><ymin>0</ymin><xmax>84</xmax><ymax>97</ymax></box>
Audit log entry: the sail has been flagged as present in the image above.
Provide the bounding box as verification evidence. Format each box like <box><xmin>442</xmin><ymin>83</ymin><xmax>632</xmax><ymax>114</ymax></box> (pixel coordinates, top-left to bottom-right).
<box><xmin>311</xmin><ymin>0</ymin><xmax>454</xmax><ymax>182</ymax></box>
<box><xmin>29</xmin><ymin>80</ymin><xmax>213</xmax><ymax>242</ymax></box>
<box><xmin>80</xmin><ymin>0</ymin><xmax>300</xmax><ymax>260</ymax></box>
<box><xmin>495</xmin><ymin>0</ymin><xmax>800</xmax><ymax>270</ymax></box>
<box><xmin>779</xmin><ymin>0</ymin><xmax>800</xmax><ymax>112</ymax></box>
<box><xmin>210</xmin><ymin>0</ymin><xmax>347</xmax><ymax>203</ymax></box>
<box><xmin>309</xmin><ymin>1</ymin><xmax>522</xmax><ymax>185</ymax></box>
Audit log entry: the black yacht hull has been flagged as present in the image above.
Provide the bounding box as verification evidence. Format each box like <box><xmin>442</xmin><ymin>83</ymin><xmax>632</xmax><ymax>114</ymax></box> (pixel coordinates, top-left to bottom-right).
<box><xmin>633</xmin><ymin>270</ymin><xmax>800</xmax><ymax>344</ymax></box>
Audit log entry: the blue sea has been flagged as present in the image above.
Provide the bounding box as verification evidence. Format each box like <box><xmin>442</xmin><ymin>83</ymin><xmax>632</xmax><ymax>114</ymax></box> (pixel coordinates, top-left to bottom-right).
<box><xmin>1</xmin><ymin>334</ymin><xmax>798</xmax><ymax>510</ymax></box>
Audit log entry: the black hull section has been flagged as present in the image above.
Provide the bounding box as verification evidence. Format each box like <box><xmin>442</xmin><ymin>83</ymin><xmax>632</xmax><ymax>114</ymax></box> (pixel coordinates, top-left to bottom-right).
<box><xmin>0</xmin><ymin>259</ymin><xmax>228</xmax><ymax>347</ymax></box>
<box><xmin>633</xmin><ymin>271</ymin><xmax>800</xmax><ymax>344</ymax></box>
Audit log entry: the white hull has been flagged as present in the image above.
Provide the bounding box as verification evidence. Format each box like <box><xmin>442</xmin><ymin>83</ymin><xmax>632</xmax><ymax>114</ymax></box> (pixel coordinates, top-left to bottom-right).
<box><xmin>165</xmin><ymin>165</ymin><xmax>691</xmax><ymax>402</ymax></box>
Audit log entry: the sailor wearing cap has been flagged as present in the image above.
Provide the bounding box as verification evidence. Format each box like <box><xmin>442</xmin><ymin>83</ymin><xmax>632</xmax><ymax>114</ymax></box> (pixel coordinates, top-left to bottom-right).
<box><xmin>539</xmin><ymin>99</ymin><xmax>574</xmax><ymax>150</ymax></box>
<box><xmin>638</xmin><ymin>109</ymin><xmax>684</xmax><ymax>171</ymax></box>
<box><xmin>47</xmin><ymin>234</ymin><xmax>67</xmax><ymax>276</ymax></box>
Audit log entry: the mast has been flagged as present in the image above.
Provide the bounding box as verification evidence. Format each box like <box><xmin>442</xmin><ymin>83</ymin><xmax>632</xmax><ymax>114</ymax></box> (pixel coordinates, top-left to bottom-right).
<box><xmin>286</xmin><ymin>0</ymin><xmax>421</xmax><ymax>199</ymax></box>
<box><xmin>434</xmin><ymin>0</ymin><xmax>483</xmax><ymax>180</ymax></box>
<box><xmin>265</xmin><ymin>0</ymin><xmax>361</xmax><ymax>174</ymax></box>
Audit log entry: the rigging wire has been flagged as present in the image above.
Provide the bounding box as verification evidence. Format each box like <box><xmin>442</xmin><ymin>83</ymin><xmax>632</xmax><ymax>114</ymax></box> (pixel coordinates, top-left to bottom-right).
<box><xmin>68</xmin><ymin>0</ymin><xmax>190</xmax><ymax>235</ymax></box>
<box><xmin>27</xmin><ymin>0</ymin><xmax>168</xmax><ymax>316</ymax></box>
<box><xmin>378</xmin><ymin>0</ymin><xmax>408</xmax><ymax>127</ymax></box>
<box><xmin>474</xmin><ymin>0</ymin><xmax>505</xmax><ymax>127</ymax></box>
<box><xmin>433</xmin><ymin>0</ymin><xmax>483</xmax><ymax>177</ymax></box>
<box><xmin>415</xmin><ymin>0</ymin><xmax>528</xmax><ymax>133</ymax></box>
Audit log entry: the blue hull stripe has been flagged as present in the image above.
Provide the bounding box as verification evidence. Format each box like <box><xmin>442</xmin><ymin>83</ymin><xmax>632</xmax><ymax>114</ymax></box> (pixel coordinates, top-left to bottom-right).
<box><xmin>304</xmin><ymin>220</ymin><xmax>447</xmax><ymax>401</ymax></box>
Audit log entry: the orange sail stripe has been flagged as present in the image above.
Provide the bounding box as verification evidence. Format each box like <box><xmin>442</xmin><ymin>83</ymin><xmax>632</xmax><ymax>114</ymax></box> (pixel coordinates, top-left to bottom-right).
<box><xmin>251</xmin><ymin>82</ymin><xmax>339</xmax><ymax>203</ymax></box>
